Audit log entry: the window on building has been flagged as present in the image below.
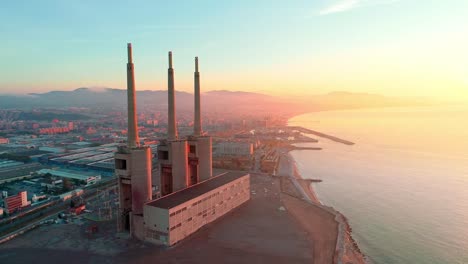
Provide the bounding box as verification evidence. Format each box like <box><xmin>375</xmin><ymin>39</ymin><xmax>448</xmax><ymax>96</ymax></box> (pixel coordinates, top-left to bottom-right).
<box><xmin>158</xmin><ymin>150</ymin><xmax>169</xmax><ymax>160</ymax></box>
<box><xmin>115</xmin><ymin>159</ymin><xmax>127</xmax><ymax>170</ymax></box>
<box><xmin>190</xmin><ymin>145</ymin><xmax>196</xmax><ymax>154</ymax></box>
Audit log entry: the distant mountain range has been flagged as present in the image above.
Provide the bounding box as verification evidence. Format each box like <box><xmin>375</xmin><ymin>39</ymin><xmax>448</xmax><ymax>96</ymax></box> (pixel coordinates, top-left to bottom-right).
<box><xmin>0</xmin><ymin>88</ymin><xmax>433</xmax><ymax>116</ymax></box>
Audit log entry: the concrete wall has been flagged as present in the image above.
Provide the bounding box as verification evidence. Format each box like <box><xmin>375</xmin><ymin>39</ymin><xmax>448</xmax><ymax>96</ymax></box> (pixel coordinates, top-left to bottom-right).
<box><xmin>170</xmin><ymin>140</ymin><xmax>189</xmax><ymax>192</ymax></box>
<box><xmin>144</xmin><ymin>205</ymin><xmax>170</xmax><ymax>245</ymax></box>
<box><xmin>130</xmin><ymin>147</ymin><xmax>152</xmax><ymax>215</ymax></box>
<box><xmin>197</xmin><ymin>136</ymin><xmax>212</xmax><ymax>181</ymax></box>
<box><xmin>144</xmin><ymin>174</ymin><xmax>250</xmax><ymax>246</ymax></box>
<box><xmin>132</xmin><ymin>215</ymin><xmax>146</xmax><ymax>241</ymax></box>
<box><xmin>115</xmin><ymin>152</ymin><xmax>131</xmax><ymax>178</ymax></box>
<box><xmin>115</xmin><ymin>146</ymin><xmax>152</xmax><ymax>239</ymax></box>
<box><xmin>116</xmin><ymin>152</ymin><xmax>131</xmax><ymax>233</ymax></box>
<box><xmin>144</xmin><ymin>206</ymin><xmax>169</xmax><ymax>231</ymax></box>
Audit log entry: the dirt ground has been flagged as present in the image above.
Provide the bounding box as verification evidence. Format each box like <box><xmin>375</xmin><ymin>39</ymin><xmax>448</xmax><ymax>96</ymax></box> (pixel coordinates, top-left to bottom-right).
<box><xmin>0</xmin><ymin>174</ymin><xmax>316</xmax><ymax>264</ymax></box>
<box><xmin>281</xmin><ymin>194</ymin><xmax>338</xmax><ymax>264</ymax></box>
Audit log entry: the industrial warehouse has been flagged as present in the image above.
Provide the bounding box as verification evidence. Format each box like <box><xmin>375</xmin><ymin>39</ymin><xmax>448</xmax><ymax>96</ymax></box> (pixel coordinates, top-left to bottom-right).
<box><xmin>115</xmin><ymin>44</ymin><xmax>250</xmax><ymax>245</ymax></box>
<box><xmin>46</xmin><ymin>143</ymin><xmax>122</xmax><ymax>175</ymax></box>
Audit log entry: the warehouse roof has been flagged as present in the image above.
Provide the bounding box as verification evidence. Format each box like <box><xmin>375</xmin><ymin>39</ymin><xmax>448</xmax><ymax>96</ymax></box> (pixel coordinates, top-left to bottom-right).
<box><xmin>146</xmin><ymin>171</ymin><xmax>249</xmax><ymax>209</ymax></box>
<box><xmin>37</xmin><ymin>169</ymin><xmax>100</xmax><ymax>180</ymax></box>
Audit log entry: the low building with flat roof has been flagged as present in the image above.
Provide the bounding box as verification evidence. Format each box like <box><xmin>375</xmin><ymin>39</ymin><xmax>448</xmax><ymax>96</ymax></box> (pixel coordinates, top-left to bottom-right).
<box><xmin>144</xmin><ymin>171</ymin><xmax>250</xmax><ymax>246</ymax></box>
<box><xmin>37</xmin><ymin>169</ymin><xmax>101</xmax><ymax>186</ymax></box>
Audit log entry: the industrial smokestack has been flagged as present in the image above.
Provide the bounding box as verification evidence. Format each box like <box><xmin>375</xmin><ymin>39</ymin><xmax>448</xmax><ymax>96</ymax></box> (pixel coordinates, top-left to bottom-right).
<box><xmin>168</xmin><ymin>51</ymin><xmax>178</xmax><ymax>140</ymax></box>
<box><xmin>194</xmin><ymin>57</ymin><xmax>202</xmax><ymax>136</ymax></box>
<box><xmin>126</xmin><ymin>43</ymin><xmax>140</xmax><ymax>148</ymax></box>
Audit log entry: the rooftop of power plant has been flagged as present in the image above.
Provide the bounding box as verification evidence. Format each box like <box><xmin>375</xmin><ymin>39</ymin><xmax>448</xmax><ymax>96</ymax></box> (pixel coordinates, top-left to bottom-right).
<box><xmin>147</xmin><ymin>171</ymin><xmax>247</xmax><ymax>209</ymax></box>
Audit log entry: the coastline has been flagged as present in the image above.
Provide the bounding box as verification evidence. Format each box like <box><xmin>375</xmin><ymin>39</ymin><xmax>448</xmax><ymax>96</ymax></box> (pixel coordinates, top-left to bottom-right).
<box><xmin>290</xmin><ymin>154</ymin><xmax>321</xmax><ymax>204</ymax></box>
<box><xmin>281</xmin><ymin>149</ymin><xmax>367</xmax><ymax>264</ymax></box>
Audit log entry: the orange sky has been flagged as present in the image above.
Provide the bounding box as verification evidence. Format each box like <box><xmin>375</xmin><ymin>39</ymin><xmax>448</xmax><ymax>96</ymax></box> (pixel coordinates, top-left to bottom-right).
<box><xmin>1</xmin><ymin>1</ymin><xmax>467</xmax><ymax>102</ymax></box>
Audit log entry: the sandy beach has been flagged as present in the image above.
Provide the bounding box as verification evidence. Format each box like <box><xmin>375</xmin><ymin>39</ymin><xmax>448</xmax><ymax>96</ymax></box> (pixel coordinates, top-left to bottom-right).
<box><xmin>278</xmin><ymin>152</ymin><xmax>367</xmax><ymax>264</ymax></box>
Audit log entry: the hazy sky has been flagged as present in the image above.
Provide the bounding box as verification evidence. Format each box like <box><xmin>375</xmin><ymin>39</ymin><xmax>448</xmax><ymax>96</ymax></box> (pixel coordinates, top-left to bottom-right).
<box><xmin>1</xmin><ymin>0</ymin><xmax>467</xmax><ymax>100</ymax></box>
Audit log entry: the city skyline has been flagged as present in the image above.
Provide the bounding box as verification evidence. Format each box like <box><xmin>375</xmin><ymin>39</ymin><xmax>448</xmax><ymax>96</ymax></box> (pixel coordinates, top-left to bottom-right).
<box><xmin>1</xmin><ymin>0</ymin><xmax>468</xmax><ymax>101</ymax></box>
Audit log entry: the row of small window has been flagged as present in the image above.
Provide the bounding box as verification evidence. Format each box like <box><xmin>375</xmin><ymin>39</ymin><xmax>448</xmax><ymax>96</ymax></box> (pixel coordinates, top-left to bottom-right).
<box><xmin>170</xmin><ymin>193</ymin><xmax>248</xmax><ymax>231</ymax></box>
<box><xmin>169</xmin><ymin>182</ymin><xmax>248</xmax><ymax>218</ymax></box>
<box><xmin>170</xmin><ymin>207</ymin><xmax>187</xmax><ymax>217</ymax></box>
<box><xmin>170</xmin><ymin>222</ymin><xmax>182</xmax><ymax>231</ymax></box>
<box><xmin>195</xmin><ymin>208</ymin><xmax>207</xmax><ymax>217</ymax></box>
<box><xmin>186</xmin><ymin>191</ymin><xmax>220</xmax><ymax>208</ymax></box>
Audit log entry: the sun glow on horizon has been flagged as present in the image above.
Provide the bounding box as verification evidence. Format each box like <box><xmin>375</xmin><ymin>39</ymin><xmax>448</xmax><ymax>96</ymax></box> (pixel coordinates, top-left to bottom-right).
<box><xmin>0</xmin><ymin>1</ymin><xmax>467</xmax><ymax>102</ymax></box>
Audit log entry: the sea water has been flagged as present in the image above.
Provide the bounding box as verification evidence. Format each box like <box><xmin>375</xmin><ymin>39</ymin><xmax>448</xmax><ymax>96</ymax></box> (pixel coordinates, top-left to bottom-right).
<box><xmin>289</xmin><ymin>105</ymin><xmax>468</xmax><ymax>264</ymax></box>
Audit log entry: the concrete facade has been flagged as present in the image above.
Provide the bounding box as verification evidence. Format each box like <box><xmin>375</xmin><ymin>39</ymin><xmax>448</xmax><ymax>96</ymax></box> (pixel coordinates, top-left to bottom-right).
<box><xmin>157</xmin><ymin>140</ymin><xmax>190</xmax><ymax>196</ymax></box>
<box><xmin>193</xmin><ymin>57</ymin><xmax>202</xmax><ymax>137</ymax></box>
<box><xmin>187</xmin><ymin>136</ymin><xmax>212</xmax><ymax>185</ymax></box>
<box><xmin>144</xmin><ymin>173</ymin><xmax>250</xmax><ymax>246</ymax></box>
<box><xmin>126</xmin><ymin>43</ymin><xmax>140</xmax><ymax>148</ymax></box>
<box><xmin>196</xmin><ymin>136</ymin><xmax>212</xmax><ymax>181</ymax></box>
<box><xmin>167</xmin><ymin>51</ymin><xmax>178</xmax><ymax>141</ymax></box>
<box><xmin>156</xmin><ymin>53</ymin><xmax>212</xmax><ymax>194</ymax></box>
<box><xmin>115</xmin><ymin>44</ymin><xmax>153</xmax><ymax>240</ymax></box>
<box><xmin>170</xmin><ymin>140</ymin><xmax>189</xmax><ymax>192</ymax></box>
<box><xmin>115</xmin><ymin>146</ymin><xmax>152</xmax><ymax>240</ymax></box>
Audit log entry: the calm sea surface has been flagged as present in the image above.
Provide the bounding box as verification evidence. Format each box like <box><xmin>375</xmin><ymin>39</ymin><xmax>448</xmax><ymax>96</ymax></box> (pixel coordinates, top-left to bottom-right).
<box><xmin>289</xmin><ymin>106</ymin><xmax>468</xmax><ymax>264</ymax></box>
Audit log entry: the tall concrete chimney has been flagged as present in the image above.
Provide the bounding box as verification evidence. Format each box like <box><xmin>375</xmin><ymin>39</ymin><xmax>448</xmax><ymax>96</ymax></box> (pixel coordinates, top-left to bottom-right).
<box><xmin>167</xmin><ymin>51</ymin><xmax>178</xmax><ymax>140</ymax></box>
<box><xmin>127</xmin><ymin>43</ymin><xmax>140</xmax><ymax>148</ymax></box>
<box><xmin>194</xmin><ymin>57</ymin><xmax>202</xmax><ymax>136</ymax></box>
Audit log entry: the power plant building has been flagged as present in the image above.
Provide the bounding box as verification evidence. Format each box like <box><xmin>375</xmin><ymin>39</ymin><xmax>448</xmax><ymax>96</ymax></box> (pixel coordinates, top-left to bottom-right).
<box><xmin>115</xmin><ymin>44</ymin><xmax>153</xmax><ymax>240</ymax></box>
<box><xmin>157</xmin><ymin>54</ymin><xmax>212</xmax><ymax>196</ymax></box>
<box><xmin>116</xmin><ymin>44</ymin><xmax>249</xmax><ymax>245</ymax></box>
<box><xmin>144</xmin><ymin>171</ymin><xmax>249</xmax><ymax>246</ymax></box>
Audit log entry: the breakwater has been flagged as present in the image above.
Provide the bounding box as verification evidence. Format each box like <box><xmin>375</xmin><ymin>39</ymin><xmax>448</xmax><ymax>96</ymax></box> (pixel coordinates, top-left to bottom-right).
<box><xmin>287</xmin><ymin>146</ymin><xmax>322</xmax><ymax>151</ymax></box>
<box><xmin>288</xmin><ymin>126</ymin><xmax>355</xmax><ymax>145</ymax></box>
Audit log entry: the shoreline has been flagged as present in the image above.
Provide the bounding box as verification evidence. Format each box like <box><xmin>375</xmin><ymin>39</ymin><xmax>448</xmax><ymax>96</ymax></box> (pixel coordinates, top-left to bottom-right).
<box><xmin>289</xmin><ymin>153</ymin><xmax>321</xmax><ymax>204</ymax></box>
<box><xmin>283</xmin><ymin>150</ymin><xmax>368</xmax><ymax>264</ymax></box>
